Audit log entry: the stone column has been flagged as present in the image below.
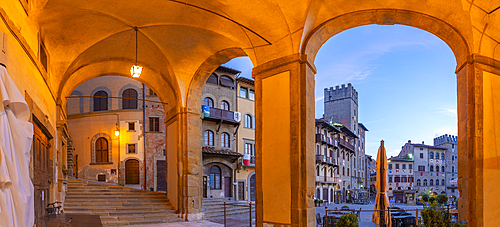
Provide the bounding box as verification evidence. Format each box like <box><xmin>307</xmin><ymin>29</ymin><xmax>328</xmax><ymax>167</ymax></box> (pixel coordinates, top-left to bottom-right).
<box><xmin>165</xmin><ymin>107</ymin><xmax>203</xmax><ymax>221</ymax></box>
<box><xmin>456</xmin><ymin>54</ymin><xmax>500</xmax><ymax>227</ymax></box>
<box><xmin>253</xmin><ymin>54</ymin><xmax>316</xmax><ymax>227</ymax></box>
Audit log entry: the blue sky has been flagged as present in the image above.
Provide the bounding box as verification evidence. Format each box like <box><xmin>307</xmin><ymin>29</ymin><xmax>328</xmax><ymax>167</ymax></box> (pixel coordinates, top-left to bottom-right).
<box><xmin>223</xmin><ymin>25</ymin><xmax>457</xmax><ymax>158</ymax></box>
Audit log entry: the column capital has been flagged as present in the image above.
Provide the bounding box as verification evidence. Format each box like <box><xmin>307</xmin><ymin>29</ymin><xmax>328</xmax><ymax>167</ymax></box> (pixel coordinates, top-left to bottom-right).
<box><xmin>253</xmin><ymin>54</ymin><xmax>316</xmax><ymax>79</ymax></box>
<box><xmin>456</xmin><ymin>54</ymin><xmax>500</xmax><ymax>75</ymax></box>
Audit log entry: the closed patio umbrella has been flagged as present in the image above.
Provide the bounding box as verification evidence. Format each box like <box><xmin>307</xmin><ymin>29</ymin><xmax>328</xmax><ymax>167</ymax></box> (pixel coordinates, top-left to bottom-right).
<box><xmin>372</xmin><ymin>140</ymin><xmax>391</xmax><ymax>227</ymax></box>
<box><xmin>0</xmin><ymin>65</ymin><xmax>35</xmax><ymax>227</ymax></box>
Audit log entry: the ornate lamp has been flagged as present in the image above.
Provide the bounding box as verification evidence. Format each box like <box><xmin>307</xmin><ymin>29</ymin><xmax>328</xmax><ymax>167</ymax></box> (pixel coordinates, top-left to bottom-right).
<box><xmin>130</xmin><ymin>27</ymin><xmax>142</xmax><ymax>78</ymax></box>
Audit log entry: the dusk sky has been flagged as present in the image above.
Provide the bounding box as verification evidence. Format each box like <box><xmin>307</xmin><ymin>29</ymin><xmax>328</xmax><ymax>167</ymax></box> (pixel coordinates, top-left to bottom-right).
<box><xmin>223</xmin><ymin>24</ymin><xmax>457</xmax><ymax>158</ymax></box>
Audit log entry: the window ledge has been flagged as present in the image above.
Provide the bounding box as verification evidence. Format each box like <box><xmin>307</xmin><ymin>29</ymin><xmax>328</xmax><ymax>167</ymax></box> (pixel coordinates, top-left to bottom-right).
<box><xmin>146</xmin><ymin>131</ymin><xmax>163</xmax><ymax>133</ymax></box>
<box><xmin>90</xmin><ymin>162</ymin><xmax>113</xmax><ymax>165</ymax></box>
<box><xmin>127</xmin><ymin>130</ymin><xmax>136</xmax><ymax>132</ymax></box>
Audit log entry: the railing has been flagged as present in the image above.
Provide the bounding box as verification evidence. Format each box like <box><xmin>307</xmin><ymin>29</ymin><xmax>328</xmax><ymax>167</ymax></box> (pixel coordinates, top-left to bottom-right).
<box><xmin>339</xmin><ymin>139</ymin><xmax>355</xmax><ymax>151</ymax></box>
<box><xmin>319</xmin><ymin>206</ymin><xmax>464</xmax><ymax>227</ymax></box>
<box><xmin>203</xmin><ymin>107</ymin><xmax>240</xmax><ymax>125</ymax></box>
<box><xmin>316</xmin><ymin>155</ymin><xmax>337</xmax><ymax>166</ymax></box>
<box><xmin>222</xmin><ymin>201</ymin><xmax>255</xmax><ymax>227</ymax></box>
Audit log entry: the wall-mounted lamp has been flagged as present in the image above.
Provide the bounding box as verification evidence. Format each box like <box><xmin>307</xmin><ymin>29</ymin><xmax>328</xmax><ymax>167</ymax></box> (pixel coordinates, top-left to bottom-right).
<box><xmin>130</xmin><ymin>27</ymin><xmax>143</xmax><ymax>78</ymax></box>
<box><xmin>114</xmin><ymin>123</ymin><xmax>120</xmax><ymax>136</ymax></box>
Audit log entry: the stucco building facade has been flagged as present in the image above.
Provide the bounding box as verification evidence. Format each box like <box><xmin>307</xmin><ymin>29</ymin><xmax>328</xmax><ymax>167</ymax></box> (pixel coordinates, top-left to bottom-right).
<box><xmin>235</xmin><ymin>77</ymin><xmax>256</xmax><ymax>202</ymax></box>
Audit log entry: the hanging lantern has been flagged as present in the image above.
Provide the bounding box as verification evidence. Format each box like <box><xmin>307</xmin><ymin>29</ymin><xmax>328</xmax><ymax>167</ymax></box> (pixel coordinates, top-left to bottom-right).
<box><xmin>130</xmin><ymin>65</ymin><xmax>143</xmax><ymax>78</ymax></box>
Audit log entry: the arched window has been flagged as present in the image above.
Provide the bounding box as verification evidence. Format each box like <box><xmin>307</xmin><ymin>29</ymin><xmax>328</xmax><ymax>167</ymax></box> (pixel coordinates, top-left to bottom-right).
<box><xmin>220</xmin><ymin>75</ymin><xmax>234</xmax><ymax>89</ymax></box>
<box><xmin>343</xmin><ymin>167</ymin><xmax>345</xmax><ymax>175</ymax></box>
<box><xmin>330</xmin><ymin>169</ymin><xmax>334</xmax><ymax>177</ymax></box>
<box><xmin>423</xmin><ymin>179</ymin><xmax>428</xmax><ymax>186</ymax></box>
<box><xmin>204</xmin><ymin>130</ymin><xmax>214</xmax><ymax>146</ymax></box>
<box><xmin>416</xmin><ymin>179</ymin><xmax>421</xmax><ymax>186</ymax></box>
<box><xmin>441</xmin><ymin>153</ymin><xmax>445</xmax><ymax>160</ymax></box>
<box><xmin>452</xmin><ymin>166</ymin><xmax>455</xmax><ymax>173</ymax></box>
<box><xmin>436</xmin><ymin>165</ymin><xmax>439</xmax><ymax>172</ymax></box>
<box><xmin>122</xmin><ymin>88</ymin><xmax>138</xmax><ymax>109</ymax></box>
<box><xmin>95</xmin><ymin>137</ymin><xmax>109</xmax><ymax>163</ymax></box>
<box><xmin>316</xmin><ymin>166</ymin><xmax>320</xmax><ymax>176</ymax></box>
<box><xmin>452</xmin><ymin>155</ymin><xmax>454</xmax><ymax>161</ymax></box>
<box><xmin>429</xmin><ymin>152</ymin><xmax>434</xmax><ymax>159</ymax></box>
<box><xmin>206</xmin><ymin>73</ymin><xmax>218</xmax><ymax>85</ymax></box>
<box><xmin>209</xmin><ymin>166</ymin><xmax>221</xmax><ymax>189</ymax></box>
<box><xmin>204</xmin><ymin>97</ymin><xmax>214</xmax><ymax>107</ymax></box>
<box><xmin>436</xmin><ymin>179</ymin><xmax>439</xmax><ymax>185</ymax></box>
<box><xmin>430</xmin><ymin>179</ymin><xmax>434</xmax><ymax>186</ymax></box>
<box><xmin>221</xmin><ymin>133</ymin><xmax>230</xmax><ymax>147</ymax></box>
<box><xmin>94</xmin><ymin>91</ymin><xmax>108</xmax><ymax>111</ymax></box>
<box><xmin>221</xmin><ymin>101</ymin><xmax>229</xmax><ymax>110</ymax></box>
<box><xmin>430</xmin><ymin>165</ymin><xmax>434</xmax><ymax>172</ymax></box>
<box><xmin>436</xmin><ymin>153</ymin><xmax>439</xmax><ymax>159</ymax></box>
<box><xmin>441</xmin><ymin>179</ymin><xmax>445</xmax><ymax>186</ymax></box>
<box><xmin>245</xmin><ymin>114</ymin><xmax>253</xmax><ymax>128</ymax></box>
<box><xmin>442</xmin><ymin>166</ymin><xmax>445</xmax><ymax>172</ymax></box>
<box><xmin>122</xmin><ymin>88</ymin><xmax>137</xmax><ymax>109</ymax></box>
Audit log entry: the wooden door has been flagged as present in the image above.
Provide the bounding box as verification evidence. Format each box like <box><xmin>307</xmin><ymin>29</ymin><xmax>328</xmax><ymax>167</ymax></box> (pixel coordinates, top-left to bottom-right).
<box><xmin>33</xmin><ymin>123</ymin><xmax>50</xmax><ymax>223</ymax></box>
<box><xmin>125</xmin><ymin>159</ymin><xmax>139</xmax><ymax>184</ymax></box>
<box><xmin>238</xmin><ymin>182</ymin><xmax>245</xmax><ymax>200</ymax></box>
<box><xmin>203</xmin><ymin>176</ymin><xmax>207</xmax><ymax>198</ymax></box>
<box><xmin>224</xmin><ymin>177</ymin><xmax>232</xmax><ymax>197</ymax></box>
<box><xmin>156</xmin><ymin>160</ymin><xmax>167</xmax><ymax>191</ymax></box>
<box><xmin>249</xmin><ymin>174</ymin><xmax>256</xmax><ymax>201</ymax></box>
<box><xmin>323</xmin><ymin>188</ymin><xmax>328</xmax><ymax>201</ymax></box>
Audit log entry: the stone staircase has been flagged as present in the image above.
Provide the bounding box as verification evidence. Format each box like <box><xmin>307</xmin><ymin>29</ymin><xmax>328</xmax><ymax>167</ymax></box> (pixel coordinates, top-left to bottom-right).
<box><xmin>202</xmin><ymin>199</ymin><xmax>255</xmax><ymax>220</ymax></box>
<box><xmin>64</xmin><ymin>178</ymin><xmax>183</xmax><ymax>226</ymax></box>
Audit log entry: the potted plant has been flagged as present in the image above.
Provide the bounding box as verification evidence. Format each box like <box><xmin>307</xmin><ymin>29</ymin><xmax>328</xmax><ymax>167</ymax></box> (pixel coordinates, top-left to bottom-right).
<box><xmin>314</xmin><ymin>199</ymin><xmax>320</xmax><ymax>207</ymax></box>
<box><xmin>319</xmin><ymin>199</ymin><xmax>324</xmax><ymax>207</ymax></box>
<box><xmin>336</xmin><ymin>213</ymin><xmax>358</xmax><ymax>227</ymax></box>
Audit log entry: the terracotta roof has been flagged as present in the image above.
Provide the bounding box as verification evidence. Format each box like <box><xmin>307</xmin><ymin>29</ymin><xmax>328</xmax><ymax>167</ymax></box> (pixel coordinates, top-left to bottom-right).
<box><xmin>202</xmin><ymin>146</ymin><xmax>243</xmax><ymax>157</ymax></box>
<box><xmin>217</xmin><ymin>66</ymin><xmax>241</xmax><ymax>75</ymax></box>
<box><xmin>237</xmin><ymin>77</ymin><xmax>254</xmax><ymax>86</ymax></box>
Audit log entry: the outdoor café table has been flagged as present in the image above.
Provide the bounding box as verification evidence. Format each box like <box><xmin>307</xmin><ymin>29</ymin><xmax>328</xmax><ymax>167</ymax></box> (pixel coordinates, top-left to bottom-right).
<box><xmin>324</xmin><ymin>214</ymin><xmax>342</xmax><ymax>227</ymax></box>
<box><xmin>392</xmin><ymin>215</ymin><xmax>415</xmax><ymax>227</ymax></box>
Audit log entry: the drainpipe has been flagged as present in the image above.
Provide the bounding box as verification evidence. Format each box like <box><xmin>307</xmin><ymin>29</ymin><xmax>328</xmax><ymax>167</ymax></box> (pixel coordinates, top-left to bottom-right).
<box><xmin>143</xmin><ymin>83</ymin><xmax>147</xmax><ymax>190</ymax></box>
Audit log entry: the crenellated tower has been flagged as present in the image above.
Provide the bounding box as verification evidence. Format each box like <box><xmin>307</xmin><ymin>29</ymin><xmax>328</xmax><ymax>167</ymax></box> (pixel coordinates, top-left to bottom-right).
<box><xmin>324</xmin><ymin>83</ymin><xmax>359</xmax><ymax>133</ymax></box>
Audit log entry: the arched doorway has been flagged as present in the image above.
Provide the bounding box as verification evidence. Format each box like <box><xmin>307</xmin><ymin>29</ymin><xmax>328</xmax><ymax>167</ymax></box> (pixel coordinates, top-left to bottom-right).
<box><xmin>125</xmin><ymin>159</ymin><xmax>140</xmax><ymax>184</ymax></box>
<box><xmin>250</xmin><ymin>174</ymin><xmax>256</xmax><ymax>201</ymax></box>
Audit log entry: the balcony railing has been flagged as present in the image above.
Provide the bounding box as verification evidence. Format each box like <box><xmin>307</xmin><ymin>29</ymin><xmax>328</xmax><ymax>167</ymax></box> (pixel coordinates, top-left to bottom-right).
<box><xmin>203</xmin><ymin>107</ymin><xmax>240</xmax><ymax>125</ymax></box>
<box><xmin>315</xmin><ymin>155</ymin><xmax>338</xmax><ymax>166</ymax></box>
<box><xmin>315</xmin><ymin>176</ymin><xmax>336</xmax><ymax>183</ymax></box>
<box><xmin>339</xmin><ymin>139</ymin><xmax>355</xmax><ymax>152</ymax></box>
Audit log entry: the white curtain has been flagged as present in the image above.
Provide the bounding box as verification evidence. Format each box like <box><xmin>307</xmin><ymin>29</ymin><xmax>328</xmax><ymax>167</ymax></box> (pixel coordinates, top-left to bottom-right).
<box><xmin>0</xmin><ymin>65</ymin><xmax>35</xmax><ymax>227</ymax></box>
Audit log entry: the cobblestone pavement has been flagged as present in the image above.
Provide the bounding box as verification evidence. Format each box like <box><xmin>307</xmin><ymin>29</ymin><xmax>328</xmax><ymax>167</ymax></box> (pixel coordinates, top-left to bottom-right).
<box><xmin>316</xmin><ymin>199</ymin><xmax>424</xmax><ymax>226</ymax></box>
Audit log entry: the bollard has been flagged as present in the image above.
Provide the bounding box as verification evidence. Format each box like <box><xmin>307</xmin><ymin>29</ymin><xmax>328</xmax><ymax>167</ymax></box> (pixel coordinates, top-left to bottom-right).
<box><xmin>224</xmin><ymin>201</ymin><xmax>226</xmax><ymax>227</ymax></box>
<box><xmin>249</xmin><ymin>203</ymin><xmax>252</xmax><ymax>227</ymax></box>
<box><xmin>416</xmin><ymin>208</ymin><xmax>419</xmax><ymax>226</ymax></box>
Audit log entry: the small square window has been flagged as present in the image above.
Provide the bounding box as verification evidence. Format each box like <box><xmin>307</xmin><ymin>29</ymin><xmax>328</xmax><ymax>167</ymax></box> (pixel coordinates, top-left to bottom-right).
<box><xmin>127</xmin><ymin>144</ymin><xmax>137</xmax><ymax>154</ymax></box>
<box><xmin>128</xmin><ymin>122</ymin><xmax>135</xmax><ymax>131</ymax></box>
<box><xmin>249</xmin><ymin>90</ymin><xmax>255</xmax><ymax>100</ymax></box>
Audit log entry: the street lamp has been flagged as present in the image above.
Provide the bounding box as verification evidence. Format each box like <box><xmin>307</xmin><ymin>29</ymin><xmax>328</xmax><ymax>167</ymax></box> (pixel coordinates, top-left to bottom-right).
<box><xmin>114</xmin><ymin>123</ymin><xmax>120</xmax><ymax>136</ymax></box>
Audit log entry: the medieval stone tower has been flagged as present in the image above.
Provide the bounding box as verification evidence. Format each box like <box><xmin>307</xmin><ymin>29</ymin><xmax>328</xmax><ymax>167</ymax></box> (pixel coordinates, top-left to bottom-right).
<box><xmin>324</xmin><ymin>83</ymin><xmax>359</xmax><ymax>133</ymax></box>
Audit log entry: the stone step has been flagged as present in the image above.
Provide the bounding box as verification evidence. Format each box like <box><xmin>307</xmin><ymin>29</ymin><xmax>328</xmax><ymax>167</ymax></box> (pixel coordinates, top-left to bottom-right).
<box><xmin>65</xmin><ymin>178</ymin><xmax>180</xmax><ymax>226</ymax></box>
<box><xmin>64</xmin><ymin>206</ymin><xmax>175</xmax><ymax>212</ymax></box>
<box><xmin>64</xmin><ymin>202</ymin><xmax>173</xmax><ymax>207</ymax></box>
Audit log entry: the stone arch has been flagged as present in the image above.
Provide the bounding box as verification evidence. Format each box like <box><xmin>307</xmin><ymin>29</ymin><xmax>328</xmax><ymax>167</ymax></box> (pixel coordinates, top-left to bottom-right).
<box><xmin>89</xmin><ymin>86</ymin><xmax>113</xmax><ymax>112</ymax></box>
<box><xmin>301</xmin><ymin>9</ymin><xmax>470</xmax><ymax>68</ymax></box>
<box><xmin>118</xmin><ymin>83</ymin><xmax>143</xmax><ymax>110</ymax></box>
<box><xmin>186</xmin><ymin>47</ymin><xmax>249</xmax><ymax>113</ymax></box>
<box><xmin>57</xmin><ymin>60</ymin><xmax>177</xmax><ymax>116</ymax></box>
<box><xmin>90</xmin><ymin>133</ymin><xmax>113</xmax><ymax>163</ymax></box>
